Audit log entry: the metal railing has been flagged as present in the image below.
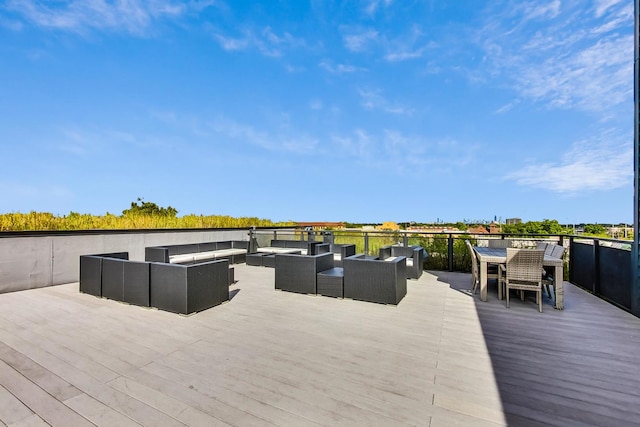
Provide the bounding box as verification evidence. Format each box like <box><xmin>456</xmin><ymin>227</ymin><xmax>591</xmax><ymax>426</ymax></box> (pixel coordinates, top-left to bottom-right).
<box><xmin>258</xmin><ymin>228</ymin><xmax>636</xmax><ymax>316</ymax></box>
<box><xmin>2</xmin><ymin>227</ymin><xmax>637</xmax><ymax>316</ymax></box>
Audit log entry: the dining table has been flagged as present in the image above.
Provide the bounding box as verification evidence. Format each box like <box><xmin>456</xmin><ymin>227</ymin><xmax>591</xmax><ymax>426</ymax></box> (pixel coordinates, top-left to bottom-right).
<box><xmin>473</xmin><ymin>246</ymin><xmax>565</xmax><ymax>309</ymax></box>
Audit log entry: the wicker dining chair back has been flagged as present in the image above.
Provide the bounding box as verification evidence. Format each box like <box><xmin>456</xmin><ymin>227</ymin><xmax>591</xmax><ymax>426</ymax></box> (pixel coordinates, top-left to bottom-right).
<box><xmin>465</xmin><ymin>240</ymin><xmax>479</xmax><ymax>293</ymax></box>
<box><xmin>488</xmin><ymin>239</ymin><xmax>512</xmax><ymax>248</ymax></box>
<box><xmin>504</xmin><ymin>248</ymin><xmax>545</xmax><ymax>312</ymax></box>
<box><xmin>542</xmin><ymin>245</ymin><xmax>566</xmax><ymax>298</ymax></box>
<box><xmin>550</xmin><ymin>244</ymin><xmax>565</xmax><ymax>259</ymax></box>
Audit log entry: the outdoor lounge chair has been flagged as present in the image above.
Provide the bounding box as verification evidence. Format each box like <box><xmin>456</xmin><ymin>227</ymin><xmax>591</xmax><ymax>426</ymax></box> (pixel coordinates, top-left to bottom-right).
<box><xmin>378</xmin><ymin>245</ymin><xmax>425</xmax><ymax>279</ymax></box>
<box><xmin>274</xmin><ymin>252</ymin><xmax>334</xmax><ymax>294</ymax></box>
<box><xmin>343</xmin><ymin>254</ymin><xmax>407</xmax><ymax>304</ymax></box>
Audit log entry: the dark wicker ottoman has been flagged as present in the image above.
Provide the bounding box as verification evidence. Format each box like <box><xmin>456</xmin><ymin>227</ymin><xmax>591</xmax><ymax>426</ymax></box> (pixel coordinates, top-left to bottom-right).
<box><xmin>317</xmin><ymin>267</ymin><xmax>344</xmax><ymax>298</ymax></box>
<box><xmin>247</xmin><ymin>253</ymin><xmax>269</xmax><ymax>266</ymax></box>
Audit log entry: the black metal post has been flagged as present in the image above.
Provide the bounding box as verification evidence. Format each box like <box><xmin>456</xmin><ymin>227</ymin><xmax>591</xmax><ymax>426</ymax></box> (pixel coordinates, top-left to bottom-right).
<box><xmin>569</xmin><ymin>236</ymin><xmax>575</xmax><ymax>284</ymax></box>
<box><xmin>633</xmin><ymin>0</ymin><xmax>640</xmax><ymax>317</ymax></box>
<box><xmin>448</xmin><ymin>235</ymin><xmax>454</xmax><ymax>272</ymax></box>
<box><xmin>364</xmin><ymin>232</ymin><xmax>369</xmax><ymax>255</ymax></box>
<box><xmin>594</xmin><ymin>239</ymin><xmax>601</xmax><ymax>296</ymax></box>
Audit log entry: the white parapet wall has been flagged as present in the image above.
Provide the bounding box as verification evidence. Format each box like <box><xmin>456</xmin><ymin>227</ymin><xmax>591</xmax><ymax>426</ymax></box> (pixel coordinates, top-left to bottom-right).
<box><xmin>0</xmin><ymin>229</ymin><xmax>251</xmax><ymax>293</ymax></box>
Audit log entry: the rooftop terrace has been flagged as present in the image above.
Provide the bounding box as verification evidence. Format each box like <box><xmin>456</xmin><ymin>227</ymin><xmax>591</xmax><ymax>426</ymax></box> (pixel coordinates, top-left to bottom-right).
<box><xmin>0</xmin><ymin>265</ymin><xmax>639</xmax><ymax>426</ymax></box>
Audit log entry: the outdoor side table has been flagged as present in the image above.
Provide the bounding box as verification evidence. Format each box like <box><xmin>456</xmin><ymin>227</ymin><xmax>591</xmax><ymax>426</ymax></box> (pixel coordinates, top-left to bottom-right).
<box><xmin>317</xmin><ymin>267</ymin><xmax>344</xmax><ymax>298</ymax></box>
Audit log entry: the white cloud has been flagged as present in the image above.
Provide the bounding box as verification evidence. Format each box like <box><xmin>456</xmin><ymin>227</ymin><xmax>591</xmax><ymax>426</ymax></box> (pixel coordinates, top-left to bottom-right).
<box><xmin>210</xmin><ymin>117</ymin><xmax>318</xmax><ymax>155</ymax></box>
<box><xmin>309</xmin><ymin>100</ymin><xmax>323</xmax><ymax>110</ymax></box>
<box><xmin>505</xmin><ymin>130</ymin><xmax>632</xmax><ymax>193</ymax></box>
<box><xmin>319</xmin><ymin>60</ymin><xmax>365</xmax><ymax>74</ymax></box>
<box><xmin>213</xmin><ymin>26</ymin><xmax>305</xmax><ymax>58</ymax></box>
<box><xmin>342</xmin><ymin>23</ymin><xmax>434</xmax><ymax>62</ymax></box>
<box><xmin>594</xmin><ymin>0</ymin><xmax>624</xmax><ymax>18</ymax></box>
<box><xmin>5</xmin><ymin>0</ymin><xmax>191</xmax><ymax>35</ymax></box>
<box><xmin>331</xmin><ymin>128</ymin><xmax>476</xmax><ymax>175</ymax></box>
<box><xmin>358</xmin><ymin>88</ymin><xmax>414</xmax><ymax>115</ymax></box>
<box><xmin>341</xmin><ymin>27</ymin><xmax>379</xmax><ymax>52</ymax></box>
<box><xmin>494</xmin><ymin>99</ymin><xmax>521</xmax><ymax>114</ymax></box>
<box><xmin>363</xmin><ymin>0</ymin><xmax>394</xmax><ymax>16</ymax></box>
<box><xmin>478</xmin><ymin>0</ymin><xmax>633</xmax><ymax>114</ymax></box>
<box><xmin>214</xmin><ymin>33</ymin><xmax>249</xmax><ymax>51</ymax></box>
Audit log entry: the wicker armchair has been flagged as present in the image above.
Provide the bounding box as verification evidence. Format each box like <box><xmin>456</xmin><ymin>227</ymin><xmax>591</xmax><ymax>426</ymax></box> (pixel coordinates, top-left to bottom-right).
<box><xmin>274</xmin><ymin>252</ymin><xmax>334</xmax><ymax>295</ymax></box>
<box><xmin>343</xmin><ymin>254</ymin><xmax>407</xmax><ymax>305</ymax></box>
<box><xmin>499</xmin><ymin>248</ymin><xmax>545</xmax><ymax>312</ymax></box>
<box><xmin>379</xmin><ymin>245</ymin><xmax>425</xmax><ymax>279</ymax></box>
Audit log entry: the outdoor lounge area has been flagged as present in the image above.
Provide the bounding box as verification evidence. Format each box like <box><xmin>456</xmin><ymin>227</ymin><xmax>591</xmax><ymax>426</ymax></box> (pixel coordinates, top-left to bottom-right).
<box><xmin>0</xmin><ymin>263</ymin><xmax>639</xmax><ymax>426</ymax></box>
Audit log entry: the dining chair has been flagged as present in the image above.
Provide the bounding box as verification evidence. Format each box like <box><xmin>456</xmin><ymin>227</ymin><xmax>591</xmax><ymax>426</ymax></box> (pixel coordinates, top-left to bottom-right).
<box><xmin>466</xmin><ymin>240</ymin><xmax>499</xmax><ymax>295</ymax></box>
<box><xmin>465</xmin><ymin>240</ymin><xmax>479</xmax><ymax>293</ymax></box>
<box><xmin>499</xmin><ymin>248</ymin><xmax>545</xmax><ymax>312</ymax></box>
<box><xmin>488</xmin><ymin>239</ymin><xmax>512</xmax><ymax>248</ymax></box>
<box><xmin>536</xmin><ymin>241</ymin><xmax>548</xmax><ymax>251</ymax></box>
<box><xmin>542</xmin><ymin>245</ymin><xmax>566</xmax><ymax>298</ymax></box>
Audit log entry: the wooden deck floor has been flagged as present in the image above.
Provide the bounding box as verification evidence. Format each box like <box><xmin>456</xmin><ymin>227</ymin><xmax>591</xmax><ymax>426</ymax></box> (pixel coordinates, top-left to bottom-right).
<box><xmin>0</xmin><ymin>265</ymin><xmax>639</xmax><ymax>426</ymax></box>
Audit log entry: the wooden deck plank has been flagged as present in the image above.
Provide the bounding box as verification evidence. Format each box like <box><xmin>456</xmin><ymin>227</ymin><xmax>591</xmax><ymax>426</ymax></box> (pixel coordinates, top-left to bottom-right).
<box><xmin>0</xmin><ymin>341</ymin><xmax>82</xmax><ymax>403</ymax></box>
<box><xmin>0</xmin><ymin>360</ymin><xmax>93</xmax><ymax>427</ymax></box>
<box><xmin>0</xmin><ymin>330</ymin><xmax>187</xmax><ymax>427</ymax></box>
<box><xmin>0</xmin><ymin>265</ymin><xmax>639</xmax><ymax>427</ymax></box>
<box><xmin>63</xmin><ymin>393</ymin><xmax>142</xmax><ymax>427</ymax></box>
<box><xmin>0</xmin><ymin>384</ymin><xmax>34</xmax><ymax>426</ymax></box>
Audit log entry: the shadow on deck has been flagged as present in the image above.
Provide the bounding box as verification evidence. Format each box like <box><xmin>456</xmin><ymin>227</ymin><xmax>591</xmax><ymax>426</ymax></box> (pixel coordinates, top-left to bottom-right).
<box><xmin>0</xmin><ymin>265</ymin><xmax>638</xmax><ymax>426</ymax></box>
<box><xmin>432</xmin><ymin>270</ymin><xmax>640</xmax><ymax>426</ymax></box>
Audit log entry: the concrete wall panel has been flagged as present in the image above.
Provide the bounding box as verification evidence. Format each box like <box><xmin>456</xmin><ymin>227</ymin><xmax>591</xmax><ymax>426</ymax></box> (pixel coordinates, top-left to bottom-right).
<box><xmin>0</xmin><ymin>229</ymin><xmax>252</xmax><ymax>293</ymax></box>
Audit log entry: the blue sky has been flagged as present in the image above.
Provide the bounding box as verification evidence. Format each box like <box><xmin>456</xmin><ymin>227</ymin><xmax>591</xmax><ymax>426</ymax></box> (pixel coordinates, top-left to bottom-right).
<box><xmin>0</xmin><ymin>0</ymin><xmax>634</xmax><ymax>224</ymax></box>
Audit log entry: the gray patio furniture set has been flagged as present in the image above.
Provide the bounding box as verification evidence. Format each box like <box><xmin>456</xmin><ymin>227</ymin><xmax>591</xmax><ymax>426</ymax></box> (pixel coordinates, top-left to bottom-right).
<box><xmin>274</xmin><ymin>251</ymin><xmax>416</xmax><ymax>305</ymax></box>
<box><xmin>80</xmin><ymin>252</ymin><xmax>230</xmax><ymax>315</ymax></box>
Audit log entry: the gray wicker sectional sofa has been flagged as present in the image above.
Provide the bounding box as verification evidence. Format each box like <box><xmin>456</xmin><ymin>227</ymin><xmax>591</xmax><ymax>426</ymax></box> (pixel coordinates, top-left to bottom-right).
<box><xmin>256</xmin><ymin>239</ymin><xmax>330</xmax><ymax>256</ymax></box>
<box><xmin>145</xmin><ymin>240</ymin><xmax>249</xmax><ymax>264</ymax></box>
<box><xmin>79</xmin><ymin>252</ymin><xmax>230</xmax><ymax>315</ymax></box>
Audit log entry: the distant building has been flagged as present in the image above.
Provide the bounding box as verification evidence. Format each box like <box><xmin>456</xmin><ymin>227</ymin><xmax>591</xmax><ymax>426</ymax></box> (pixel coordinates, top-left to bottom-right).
<box><xmin>467</xmin><ymin>225</ymin><xmax>489</xmax><ymax>234</ymax></box>
<box><xmin>406</xmin><ymin>226</ymin><xmax>461</xmax><ymax>233</ymax></box>
<box><xmin>506</xmin><ymin>218</ymin><xmax>522</xmax><ymax>225</ymax></box>
<box><xmin>295</xmin><ymin>222</ymin><xmax>346</xmax><ymax>230</ymax></box>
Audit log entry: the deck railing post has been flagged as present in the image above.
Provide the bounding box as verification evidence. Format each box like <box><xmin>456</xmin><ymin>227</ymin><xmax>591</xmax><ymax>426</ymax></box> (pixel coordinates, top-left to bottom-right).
<box><xmin>594</xmin><ymin>239</ymin><xmax>601</xmax><ymax>296</ymax></box>
<box><xmin>448</xmin><ymin>235</ymin><xmax>454</xmax><ymax>272</ymax></box>
<box><xmin>633</xmin><ymin>0</ymin><xmax>640</xmax><ymax>317</ymax></box>
<box><xmin>364</xmin><ymin>232</ymin><xmax>369</xmax><ymax>255</ymax></box>
<box><xmin>403</xmin><ymin>232</ymin><xmax>408</xmax><ymax>247</ymax></box>
<box><xmin>569</xmin><ymin>236</ymin><xmax>574</xmax><ymax>283</ymax></box>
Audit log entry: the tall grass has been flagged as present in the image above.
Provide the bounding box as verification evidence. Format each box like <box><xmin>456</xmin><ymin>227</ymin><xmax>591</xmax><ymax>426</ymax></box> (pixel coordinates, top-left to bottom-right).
<box><xmin>0</xmin><ymin>211</ymin><xmax>293</xmax><ymax>231</ymax></box>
